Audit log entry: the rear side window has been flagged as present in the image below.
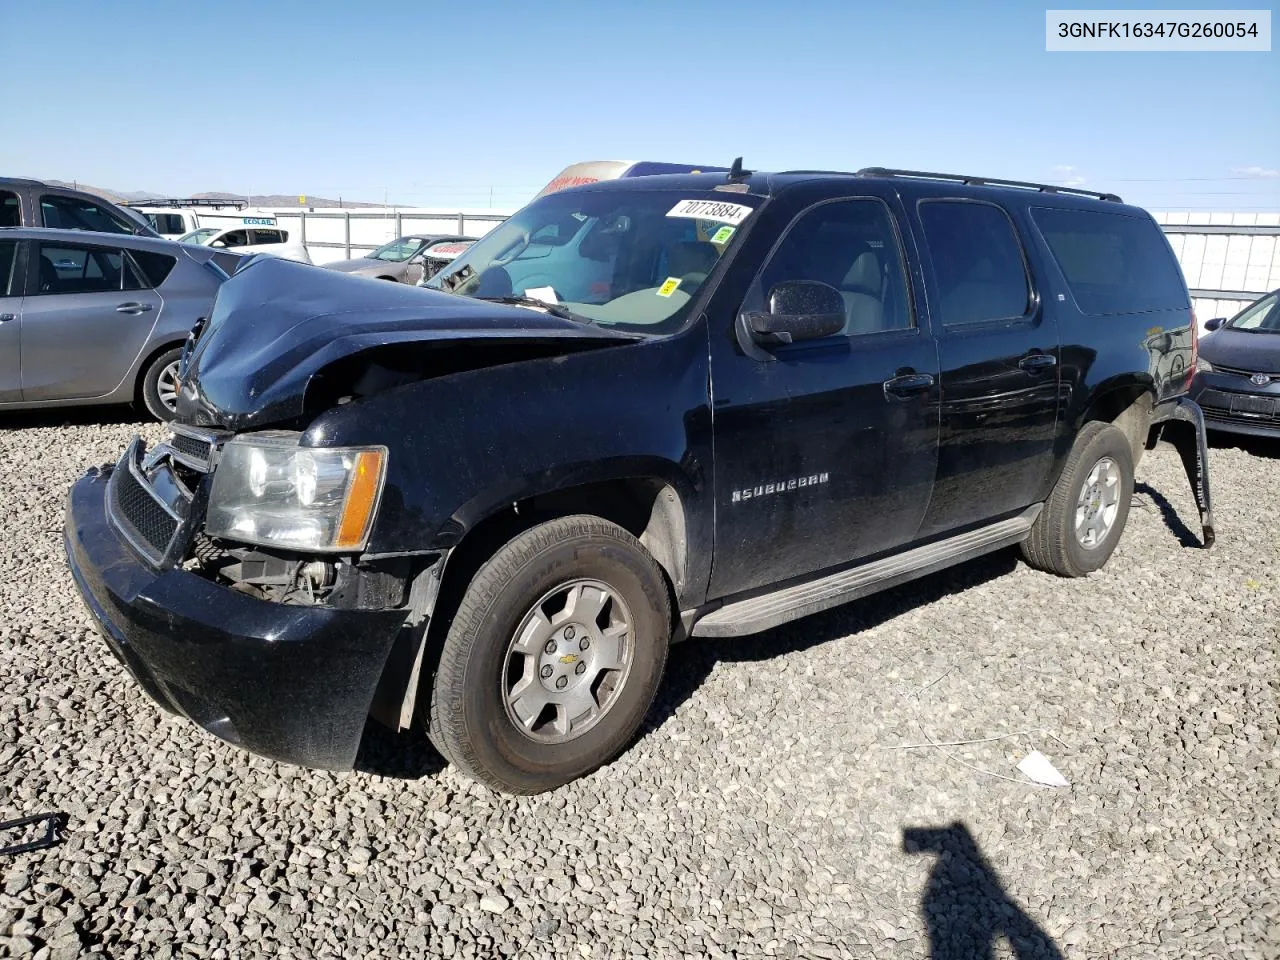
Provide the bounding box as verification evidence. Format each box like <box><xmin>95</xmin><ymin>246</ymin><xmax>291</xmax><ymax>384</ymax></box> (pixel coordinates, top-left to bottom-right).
<box><xmin>129</xmin><ymin>249</ymin><xmax>177</xmax><ymax>287</ymax></box>
<box><xmin>1031</xmin><ymin>207</ymin><xmax>1188</xmax><ymax>316</ymax></box>
<box><xmin>36</xmin><ymin>243</ymin><xmax>129</xmax><ymax>294</ymax></box>
<box><xmin>251</xmin><ymin>229</ymin><xmax>286</xmax><ymax>244</ymax></box>
<box><xmin>0</xmin><ymin>240</ymin><xmax>17</xmax><ymax>295</ymax></box>
<box><xmin>919</xmin><ymin>200</ymin><xmax>1030</xmax><ymax>326</ymax></box>
<box><xmin>151</xmin><ymin>213</ymin><xmax>187</xmax><ymax>234</ymax></box>
<box><xmin>39</xmin><ymin>195</ymin><xmax>133</xmax><ymax>234</ymax></box>
<box><xmin>0</xmin><ymin>191</ymin><xmax>18</xmax><ymax>227</ymax></box>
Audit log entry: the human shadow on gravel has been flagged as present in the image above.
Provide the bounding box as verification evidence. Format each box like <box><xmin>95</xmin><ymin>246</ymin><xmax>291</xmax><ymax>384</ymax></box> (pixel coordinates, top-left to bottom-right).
<box><xmin>644</xmin><ymin>548</ymin><xmax>1019</xmax><ymax>736</ymax></box>
<box><xmin>903</xmin><ymin>823</ymin><xmax>1064</xmax><ymax>960</ymax></box>
<box><xmin>0</xmin><ymin>405</ymin><xmax>143</xmax><ymax>429</ymax></box>
<box><xmin>1133</xmin><ymin>482</ymin><xmax>1202</xmax><ymax>548</ymax></box>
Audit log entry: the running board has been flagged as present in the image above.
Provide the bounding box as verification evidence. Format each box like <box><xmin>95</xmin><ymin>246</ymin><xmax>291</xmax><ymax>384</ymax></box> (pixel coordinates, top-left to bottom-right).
<box><xmin>691</xmin><ymin>505</ymin><xmax>1042</xmax><ymax>638</ymax></box>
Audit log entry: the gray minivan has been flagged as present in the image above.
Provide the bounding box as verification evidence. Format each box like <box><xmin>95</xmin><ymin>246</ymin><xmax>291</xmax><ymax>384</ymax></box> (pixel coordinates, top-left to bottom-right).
<box><xmin>0</xmin><ymin>228</ymin><xmax>229</xmax><ymax>419</ymax></box>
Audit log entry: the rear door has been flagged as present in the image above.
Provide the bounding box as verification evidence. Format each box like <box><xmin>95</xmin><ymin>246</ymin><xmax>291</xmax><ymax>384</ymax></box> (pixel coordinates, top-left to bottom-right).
<box><xmin>0</xmin><ymin>238</ymin><xmax>23</xmax><ymax>401</ymax></box>
<box><xmin>20</xmin><ymin>240</ymin><xmax>163</xmax><ymax>400</ymax></box>
<box><xmin>911</xmin><ymin>198</ymin><xmax>1062</xmax><ymax>538</ymax></box>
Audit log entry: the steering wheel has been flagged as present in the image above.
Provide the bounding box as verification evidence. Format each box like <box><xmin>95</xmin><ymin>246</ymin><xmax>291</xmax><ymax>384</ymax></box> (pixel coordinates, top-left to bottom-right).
<box><xmin>491</xmin><ymin>229</ymin><xmax>531</xmax><ymax>267</ymax></box>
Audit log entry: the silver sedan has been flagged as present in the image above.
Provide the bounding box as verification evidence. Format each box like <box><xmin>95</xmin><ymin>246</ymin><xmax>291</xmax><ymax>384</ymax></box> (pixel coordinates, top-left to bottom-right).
<box><xmin>0</xmin><ymin>228</ymin><xmax>229</xmax><ymax>420</ymax></box>
<box><xmin>322</xmin><ymin>235</ymin><xmax>472</xmax><ymax>284</ymax></box>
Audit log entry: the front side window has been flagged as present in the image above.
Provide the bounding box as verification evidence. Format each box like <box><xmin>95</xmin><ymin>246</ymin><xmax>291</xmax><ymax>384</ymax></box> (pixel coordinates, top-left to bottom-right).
<box><xmin>36</xmin><ymin>243</ymin><xmax>130</xmax><ymax>294</ymax></box>
<box><xmin>1228</xmin><ymin>292</ymin><xmax>1280</xmax><ymax>332</ymax></box>
<box><xmin>0</xmin><ymin>191</ymin><xmax>18</xmax><ymax>228</ymax></box>
<box><xmin>369</xmin><ymin>237</ymin><xmax>428</xmax><ymax>262</ymax></box>
<box><xmin>213</xmin><ymin>230</ymin><xmax>250</xmax><ymax>248</ymax></box>
<box><xmin>919</xmin><ymin>200</ymin><xmax>1030</xmax><ymax>326</ymax></box>
<box><xmin>39</xmin><ymin>195</ymin><xmax>132</xmax><ymax>234</ymax></box>
<box><xmin>428</xmin><ymin>189</ymin><xmax>759</xmax><ymax>332</ymax></box>
<box><xmin>1031</xmin><ymin>206</ymin><xmax>1188</xmax><ymax>316</ymax></box>
<box><xmin>748</xmin><ymin>198</ymin><xmax>914</xmax><ymax>337</ymax></box>
<box><xmin>0</xmin><ymin>240</ymin><xmax>17</xmax><ymax>296</ymax></box>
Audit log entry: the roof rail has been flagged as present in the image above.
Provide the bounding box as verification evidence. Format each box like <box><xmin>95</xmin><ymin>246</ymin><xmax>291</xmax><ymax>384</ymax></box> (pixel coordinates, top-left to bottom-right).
<box><xmin>121</xmin><ymin>198</ymin><xmax>249</xmax><ymax>210</ymax></box>
<box><xmin>854</xmin><ymin>167</ymin><xmax>1122</xmax><ymax>203</ymax></box>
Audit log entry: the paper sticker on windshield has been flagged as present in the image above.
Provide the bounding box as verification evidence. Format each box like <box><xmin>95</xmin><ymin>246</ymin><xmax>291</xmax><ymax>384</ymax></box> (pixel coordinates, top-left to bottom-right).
<box><xmin>666</xmin><ymin>199</ymin><xmax>752</xmax><ymax>226</ymax></box>
<box><xmin>710</xmin><ymin>225</ymin><xmax>735</xmax><ymax>244</ymax></box>
<box><xmin>657</xmin><ymin>277</ymin><xmax>681</xmax><ymax>298</ymax></box>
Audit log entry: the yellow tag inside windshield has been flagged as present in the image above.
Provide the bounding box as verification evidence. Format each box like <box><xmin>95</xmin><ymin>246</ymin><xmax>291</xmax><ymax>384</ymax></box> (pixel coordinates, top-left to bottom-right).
<box><xmin>657</xmin><ymin>277</ymin><xmax>681</xmax><ymax>298</ymax></box>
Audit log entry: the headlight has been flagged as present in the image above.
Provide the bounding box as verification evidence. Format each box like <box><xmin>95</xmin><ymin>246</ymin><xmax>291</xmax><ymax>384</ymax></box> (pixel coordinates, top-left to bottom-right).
<box><xmin>205</xmin><ymin>433</ymin><xmax>387</xmax><ymax>552</ymax></box>
<box><xmin>1196</xmin><ymin>358</ymin><xmax>1214</xmax><ymax>373</ymax></box>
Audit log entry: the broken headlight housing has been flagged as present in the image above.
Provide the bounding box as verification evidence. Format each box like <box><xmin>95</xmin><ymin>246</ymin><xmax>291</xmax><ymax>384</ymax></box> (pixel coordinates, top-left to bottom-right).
<box><xmin>205</xmin><ymin>433</ymin><xmax>387</xmax><ymax>552</ymax></box>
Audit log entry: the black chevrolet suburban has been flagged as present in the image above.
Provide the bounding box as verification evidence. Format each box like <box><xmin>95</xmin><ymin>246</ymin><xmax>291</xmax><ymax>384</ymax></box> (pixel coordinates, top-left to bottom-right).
<box><xmin>65</xmin><ymin>165</ymin><xmax>1215</xmax><ymax>794</ymax></box>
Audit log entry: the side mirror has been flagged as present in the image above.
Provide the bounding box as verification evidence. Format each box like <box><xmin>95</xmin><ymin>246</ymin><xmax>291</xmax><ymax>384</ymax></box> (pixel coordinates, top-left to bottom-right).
<box><xmin>745</xmin><ymin>280</ymin><xmax>846</xmax><ymax>345</ymax></box>
<box><xmin>1204</xmin><ymin>317</ymin><xmax>1226</xmax><ymax>332</ymax></box>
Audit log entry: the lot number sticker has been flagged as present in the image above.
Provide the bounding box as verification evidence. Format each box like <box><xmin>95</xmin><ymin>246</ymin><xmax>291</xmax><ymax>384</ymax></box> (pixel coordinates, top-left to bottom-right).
<box><xmin>667</xmin><ymin>199</ymin><xmax>753</xmax><ymax>226</ymax></box>
<box><xmin>657</xmin><ymin>277</ymin><xmax>681</xmax><ymax>297</ymax></box>
<box><xmin>710</xmin><ymin>225</ymin><xmax>735</xmax><ymax>244</ymax></box>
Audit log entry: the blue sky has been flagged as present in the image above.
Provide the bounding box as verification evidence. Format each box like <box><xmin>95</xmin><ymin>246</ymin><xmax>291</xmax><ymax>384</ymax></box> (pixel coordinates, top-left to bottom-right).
<box><xmin>2</xmin><ymin>0</ymin><xmax>1276</xmax><ymax>210</ymax></box>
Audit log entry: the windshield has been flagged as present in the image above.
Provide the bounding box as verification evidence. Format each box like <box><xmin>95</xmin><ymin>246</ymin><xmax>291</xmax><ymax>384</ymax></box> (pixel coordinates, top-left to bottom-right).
<box><xmin>426</xmin><ymin>188</ymin><xmax>758</xmax><ymax>333</ymax></box>
<box><xmin>369</xmin><ymin>237</ymin><xmax>428</xmax><ymax>262</ymax></box>
<box><xmin>1226</xmin><ymin>292</ymin><xmax>1280</xmax><ymax>332</ymax></box>
<box><xmin>180</xmin><ymin>228</ymin><xmax>219</xmax><ymax>245</ymax></box>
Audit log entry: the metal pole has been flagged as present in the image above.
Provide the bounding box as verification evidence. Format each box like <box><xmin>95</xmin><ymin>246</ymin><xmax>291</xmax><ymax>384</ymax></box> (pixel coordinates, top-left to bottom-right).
<box><xmin>457</xmin><ymin>211</ymin><xmax>465</xmax><ymax>234</ymax></box>
<box><xmin>299</xmin><ymin>210</ymin><xmax>307</xmax><ymax>248</ymax></box>
<box><xmin>344</xmin><ymin>211</ymin><xmax>351</xmax><ymax>259</ymax></box>
<box><xmin>395</xmin><ymin>211</ymin><xmax>402</xmax><ymax>237</ymax></box>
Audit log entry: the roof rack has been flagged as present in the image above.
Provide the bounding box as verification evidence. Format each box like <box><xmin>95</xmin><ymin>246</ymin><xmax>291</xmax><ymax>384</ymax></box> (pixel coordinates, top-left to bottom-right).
<box><xmin>854</xmin><ymin>167</ymin><xmax>1122</xmax><ymax>203</ymax></box>
<box><xmin>120</xmin><ymin>198</ymin><xmax>249</xmax><ymax>210</ymax></box>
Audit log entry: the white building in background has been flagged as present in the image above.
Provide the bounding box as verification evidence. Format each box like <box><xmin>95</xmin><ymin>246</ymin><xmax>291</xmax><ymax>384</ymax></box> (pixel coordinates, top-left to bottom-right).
<box><xmin>1154</xmin><ymin>211</ymin><xmax>1280</xmax><ymax>326</ymax></box>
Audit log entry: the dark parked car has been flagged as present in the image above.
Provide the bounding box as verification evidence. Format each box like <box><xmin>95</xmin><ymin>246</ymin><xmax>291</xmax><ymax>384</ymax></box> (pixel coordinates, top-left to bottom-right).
<box><xmin>0</xmin><ymin>228</ymin><xmax>231</xmax><ymax>419</ymax></box>
<box><xmin>1</xmin><ymin>177</ymin><xmax>160</xmax><ymax>238</ymax></box>
<box><xmin>65</xmin><ymin>165</ymin><xmax>1215</xmax><ymax>794</ymax></box>
<box><xmin>1191</xmin><ymin>288</ymin><xmax>1280</xmax><ymax>438</ymax></box>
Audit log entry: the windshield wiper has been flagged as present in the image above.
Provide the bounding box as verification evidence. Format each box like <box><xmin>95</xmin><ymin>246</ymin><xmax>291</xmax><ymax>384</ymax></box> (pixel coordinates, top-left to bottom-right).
<box><xmin>478</xmin><ymin>296</ymin><xmax>595</xmax><ymax>325</ymax></box>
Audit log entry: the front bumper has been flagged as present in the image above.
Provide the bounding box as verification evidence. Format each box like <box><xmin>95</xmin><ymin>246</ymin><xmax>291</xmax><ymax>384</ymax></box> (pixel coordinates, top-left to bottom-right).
<box><xmin>1191</xmin><ymin>374</ymin><xmax>1280</xmax><ymax>440</ymax></box>
<box><xmin>64</xmin><ymin>466</ymin><xmax>408</xmax><ymax>770</ymax></box>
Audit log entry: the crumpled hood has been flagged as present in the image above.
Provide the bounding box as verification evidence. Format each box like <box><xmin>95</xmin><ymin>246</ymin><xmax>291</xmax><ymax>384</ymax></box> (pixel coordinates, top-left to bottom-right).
<box><xmin>179</xmin><ymin>256</ymin><xmax>637</xmax><ymax>429</ymax></box>
<box><xmin>1200</xmin><ymin>327</ymin><xmax>1280</xmax><ymax>374</ymax></box>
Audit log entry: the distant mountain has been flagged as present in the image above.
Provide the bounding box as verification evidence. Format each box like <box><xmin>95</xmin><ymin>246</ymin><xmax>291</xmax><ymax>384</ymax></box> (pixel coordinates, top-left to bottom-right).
<box><xmin>43</xmin><ymin>180</ymin><xmax>386</xmax><ymax>209</ymax></box>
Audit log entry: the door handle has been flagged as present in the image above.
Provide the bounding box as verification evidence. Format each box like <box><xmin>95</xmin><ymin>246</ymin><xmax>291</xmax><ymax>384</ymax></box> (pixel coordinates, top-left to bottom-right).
<box><xmin>116</xmin><ymin>302</ymin><xmax>154</xmax><ymax>314</ymax></box>
<box><xmin>883</xmin><ymin>372</ymin><xmax>936</xmax><ymax>400</ymax></box>
<box><xmin>1019</xmin><ymin>353</ymin><xmax>1057</xmax><ymax>373</ymax></box>
<box><xmin>0</xmin><ymin>313</ymin><xmax>14</xmax><ymax>323</ymax></box>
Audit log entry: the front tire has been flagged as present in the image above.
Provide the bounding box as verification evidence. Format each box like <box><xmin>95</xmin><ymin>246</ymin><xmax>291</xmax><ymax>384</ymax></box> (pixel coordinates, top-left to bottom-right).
<box><xmin>1021</xmin><ymin>421</ymin><xmax>1134</xmax><ymax>577</ymax></box>
<box><xmin>427</xmin><ymin>516</ymin><xmax>672</xmax><ymax>794</ymax></box>
<box><xmin>139</xmin><ymin>347</ymin><xmax>184</xmax><ymax>421</ymax></box>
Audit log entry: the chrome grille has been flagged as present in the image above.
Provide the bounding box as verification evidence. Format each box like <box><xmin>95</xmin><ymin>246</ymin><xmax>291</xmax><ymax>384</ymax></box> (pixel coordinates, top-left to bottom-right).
<box><xmin>167</xmin><ymin>423</ymin><xmax>228</xmax><ymax>472</ymax></box>
<box><xmin>107</xmin><ymin>439</ymin><xmax>186</xmax><ymax>564</ymax></box>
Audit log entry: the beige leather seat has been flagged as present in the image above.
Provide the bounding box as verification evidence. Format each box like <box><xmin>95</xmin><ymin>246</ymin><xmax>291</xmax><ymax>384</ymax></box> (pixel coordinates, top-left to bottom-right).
<box><xmin>840</xmin><ymin>250</ymin><xmax>885</xmax><ymax>335</ymax></box>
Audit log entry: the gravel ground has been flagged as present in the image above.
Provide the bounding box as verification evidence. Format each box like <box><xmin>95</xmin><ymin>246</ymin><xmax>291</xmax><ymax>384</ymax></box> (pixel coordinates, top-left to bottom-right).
<box><xmin>0</xmin><ymin>408</ymin><xmax>1276</xmax><ymax>960</ymax></box>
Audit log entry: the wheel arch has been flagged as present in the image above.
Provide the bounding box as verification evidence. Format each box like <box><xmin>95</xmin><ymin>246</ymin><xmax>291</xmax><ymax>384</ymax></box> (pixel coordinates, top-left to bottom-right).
<box><xmin>1077</xmin><ymin>379</ymin><xmax>1156</xmax><ymax>468</ymax></box>
<box><xmin>132</xmin><ymin>339</ymin><xmax>187</xmax><ymax>406</ymax></box>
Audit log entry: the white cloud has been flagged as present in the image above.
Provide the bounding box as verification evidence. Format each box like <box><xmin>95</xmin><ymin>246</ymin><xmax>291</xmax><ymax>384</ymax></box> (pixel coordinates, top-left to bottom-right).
<box><xmin>1051</xmin><ymin>165</ymin><xmax>1087</xmax><ymax>188</ymax></box>
<box><xmin>1233</xmin><ymin>166</ymin><xmax>1280</xmax><ymax>179</ymax></box>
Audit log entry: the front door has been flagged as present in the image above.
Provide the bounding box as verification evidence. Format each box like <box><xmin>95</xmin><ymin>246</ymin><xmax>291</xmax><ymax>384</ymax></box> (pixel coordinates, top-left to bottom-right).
<box><xmin>708</xmin><ymin>192</ymin><xmax>940</xmax><ymax>599</ymax></box>
<box><xmin>910</xmin><ymin>198</ymin><xmax>1061</xmax><ymax>538</ymax></box>
<box><xmin>0</xmin><ymin>238</ymin><xmax>23</xmax><ymax>402</ymax></box>
<box><xmin>21</xmin><ymin>240</ymin><xmax>162</xmax><ymax>401</ymax></box>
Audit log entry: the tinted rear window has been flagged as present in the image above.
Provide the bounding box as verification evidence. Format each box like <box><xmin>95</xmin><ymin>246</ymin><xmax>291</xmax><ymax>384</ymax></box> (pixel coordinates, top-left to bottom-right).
<box><xmin>152</xmin><ymin>213</ymin><xmax>187</xmax><ymax>234</ymax></box>
<box><xmin>129</xmin><ymin>249</ymin><xmax>177</xmax><ymax>287</ymax></box>
<box><xmin>1031</xmin><ymin>207</ymin><xmax>1188</xmax><ymax>316</ymax></box>
<box><xmin>0</xmin><ymin>191</ymin><xmax>18</xmax><ymax>228</ymax></box>
<box><xmin>918</xmin><ymin>200</ymin><xmax>1030</xmax><ymax>326</ymax></box>
<box><xmin>0</xmin><ymin>240</ymin><xmax>17</xmax><ymax>295</ymax></box>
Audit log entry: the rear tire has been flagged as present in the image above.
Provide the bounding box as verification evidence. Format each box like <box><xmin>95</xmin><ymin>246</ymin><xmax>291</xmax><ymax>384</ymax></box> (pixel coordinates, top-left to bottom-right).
<box><xmin>139</xmin><ymin>347</ymin><xmax>184</xmax><ymax>422</ymax></box>
<box><xmin>1021</xmin><ymin>421</ymin><xmax>1134</xmax><ymax>577</ymax></box>
<box><xmin>426</xmin><ymin>516</ymin><xmax>671</xmax><ymax>794</ymax></box>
